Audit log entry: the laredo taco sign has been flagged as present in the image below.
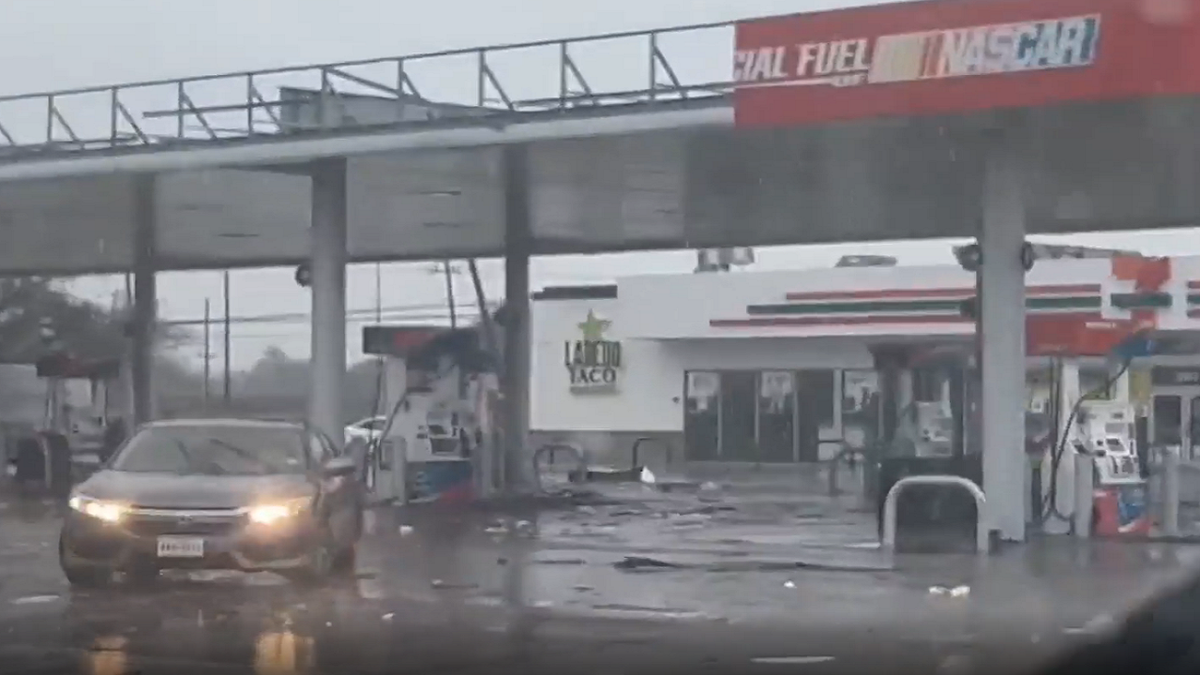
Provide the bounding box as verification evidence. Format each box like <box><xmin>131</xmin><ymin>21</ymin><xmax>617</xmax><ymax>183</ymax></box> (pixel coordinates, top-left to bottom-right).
<box><xmin>564</xmin><ymin>310</ymin><xmax>622</xmax><ymax>394</ymax></box>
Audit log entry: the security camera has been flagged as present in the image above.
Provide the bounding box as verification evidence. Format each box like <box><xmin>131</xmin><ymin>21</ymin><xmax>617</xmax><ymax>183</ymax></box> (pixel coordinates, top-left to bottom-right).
<box><xmin>294</xmin><ymin>263</ymin><xmax>312</xmax><ymax>288</ymax></box>
<box><xmin>954</xmin><ymin>243</ymin><xmax>982</xmax><ymax>273</ymax></box>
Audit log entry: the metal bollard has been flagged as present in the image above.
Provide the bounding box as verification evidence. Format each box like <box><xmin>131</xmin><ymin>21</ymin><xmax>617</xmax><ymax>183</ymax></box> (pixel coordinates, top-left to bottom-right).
<box><xmin>1073</xmin><ymin>449</ymin><xmax>1094</xmax><ymax>539</ymax></box>
<box><xmin>475</xmin><ymin>432</ymin><xmax>496</xmax><ymax>499</ymax></box>
<box><xmin>881</xmin><ymin>475</ymin><xmax>989</xmax><ymax>554</ymax></box>
<box><xmin>1161</xmin><ymin>445</ymin><xmax>1181</xmax><ymax>537</ymax></box>
<box><xmin>395</xmin><ymin>439</ymin><xmax>409</xmax><ymax>506</ymax></box>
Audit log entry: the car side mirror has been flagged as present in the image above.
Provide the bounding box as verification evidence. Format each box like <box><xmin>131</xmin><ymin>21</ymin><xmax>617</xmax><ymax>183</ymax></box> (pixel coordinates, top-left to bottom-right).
<box><xmin>322</xmin><ymin>456</ymin><xmax>357</xmax><ymax>478</ymax></box>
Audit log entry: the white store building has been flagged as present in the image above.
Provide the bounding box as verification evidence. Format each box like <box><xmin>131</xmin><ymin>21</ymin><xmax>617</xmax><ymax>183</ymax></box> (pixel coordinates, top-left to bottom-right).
<box><xmin>530</xmin><ymin>255</ymin><xmax>1200</xmax><ymax>472</ymax></box>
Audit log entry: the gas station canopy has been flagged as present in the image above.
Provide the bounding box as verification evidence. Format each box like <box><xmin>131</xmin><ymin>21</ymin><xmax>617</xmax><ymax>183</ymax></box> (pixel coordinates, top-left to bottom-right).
<box><xmin>0</xmin><ymin>0</ymin><xmax>1198</xmax><ymax>275</ymax></box>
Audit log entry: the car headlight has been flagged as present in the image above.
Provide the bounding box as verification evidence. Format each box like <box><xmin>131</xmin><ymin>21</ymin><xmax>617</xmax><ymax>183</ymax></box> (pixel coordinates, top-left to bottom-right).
<box><xmin>247</xmin><ymin>498</ymin><xmax>311</xmax><ymax>525</ymax></box>
<box><xmin>68</xmin><ymin>494</ymin><xmax>128</xmax><ymax>524</ymax></box>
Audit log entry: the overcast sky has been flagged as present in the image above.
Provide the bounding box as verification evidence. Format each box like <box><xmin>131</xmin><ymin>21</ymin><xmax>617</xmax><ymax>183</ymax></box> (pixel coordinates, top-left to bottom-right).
<box><xmin>7</xmin><ymin>0</ymin><xmax>1200</xmax><ymax>369</ymax></box>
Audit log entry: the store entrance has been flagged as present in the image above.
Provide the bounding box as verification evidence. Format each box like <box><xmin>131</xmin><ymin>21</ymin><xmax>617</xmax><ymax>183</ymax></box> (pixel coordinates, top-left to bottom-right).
<box><xmin>1151</xmin><ymin>389</ymin><xmax>1200</xmax><ymax>461</ymax></box>
<box><xmin>682</xmin><ymin>369</ymin><xmax>837</xmax><ymax>463</ymax></box>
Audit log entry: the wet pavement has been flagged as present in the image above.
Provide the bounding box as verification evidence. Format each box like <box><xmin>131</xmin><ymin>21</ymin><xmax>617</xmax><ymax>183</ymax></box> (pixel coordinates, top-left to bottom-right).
<box><xmin>0</xmin><ymin>483</ymin><xmax>1197</xmax><ymax>674</ymax></box>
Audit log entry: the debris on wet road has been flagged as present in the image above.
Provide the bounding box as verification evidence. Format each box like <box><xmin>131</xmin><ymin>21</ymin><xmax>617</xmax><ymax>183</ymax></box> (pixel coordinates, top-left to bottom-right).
<box><xmin>0</xmin><ymin>486</ymin><xmax>1195</xmax><ymax>673</ymax></box>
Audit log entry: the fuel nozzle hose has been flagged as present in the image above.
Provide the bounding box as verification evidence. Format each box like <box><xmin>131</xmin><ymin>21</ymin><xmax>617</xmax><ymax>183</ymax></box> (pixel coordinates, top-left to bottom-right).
<box><xmin>1041</xmin><ymin>358</ymin><xmax>1131</xmax><ymax>525</ymax></box>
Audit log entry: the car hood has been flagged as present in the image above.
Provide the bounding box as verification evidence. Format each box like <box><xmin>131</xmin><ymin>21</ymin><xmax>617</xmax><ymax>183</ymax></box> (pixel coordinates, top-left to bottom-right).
<box><xmin>77</xmin><ymin>470</ymin><xmax>314</xmax><ymax>509</ymax></box>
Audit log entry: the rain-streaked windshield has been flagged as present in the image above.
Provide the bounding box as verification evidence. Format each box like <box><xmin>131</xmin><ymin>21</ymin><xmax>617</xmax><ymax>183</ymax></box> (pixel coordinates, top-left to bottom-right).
<box><xmin>109</xmin><ymin>425</ymin><xmax>307</xmax><ymax>476</ymax></box>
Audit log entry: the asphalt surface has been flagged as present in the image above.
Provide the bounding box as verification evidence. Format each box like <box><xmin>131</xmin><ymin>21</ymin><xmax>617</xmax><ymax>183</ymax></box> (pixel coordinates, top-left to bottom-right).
<box><xmin>0</xmin><ymin>482</ymin><xmax>1197</xmax><ymax>674</ymax></box>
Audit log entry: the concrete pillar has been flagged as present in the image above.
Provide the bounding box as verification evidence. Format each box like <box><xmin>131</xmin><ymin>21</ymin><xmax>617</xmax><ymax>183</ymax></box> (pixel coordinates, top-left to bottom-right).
<box><xmin>979</xmin><ymin>137</ymin><xmax>1028</xmax><ymax>543</ymax></box>
<box><xmin>1043</xmin><ymin>359</ymin><xmax>1080</xmax><ymax>535</ymax></box>
<box><xmin>309</xmin><ymin>158</ymin><xmax>348</xmax><ymax>450</ymax></box>
<box><xmin>1162</xmin><ymin>444</ymin><xmax>1181</xmax><ymax>536</ymax></box>
<box><xmin>1073</xmin><ymin>446</ymin><xmax>1094</xmax><ymax>538</ymax></box>
<box><xmin>501</xmin><ymin>144</ymin><xmax>533</xmax><ymax>494</ymax></box>
<box><xmin>130</xmin><ymin>174</ymin><xmax>157</xmax><ymax>428</ymax></box>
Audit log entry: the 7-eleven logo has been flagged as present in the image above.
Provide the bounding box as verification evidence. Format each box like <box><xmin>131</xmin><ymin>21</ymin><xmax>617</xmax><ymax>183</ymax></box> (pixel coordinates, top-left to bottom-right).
<box><xmin>1104</xmin><ymin>256</ymin><xmax>1172</xmax><ymax>326</ymax></box>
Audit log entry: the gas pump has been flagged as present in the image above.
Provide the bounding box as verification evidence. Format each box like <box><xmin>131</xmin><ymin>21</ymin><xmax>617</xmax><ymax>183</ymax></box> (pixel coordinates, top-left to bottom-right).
<box><xmin>873</xmin><ymin>344</ymin><xmax>981</xmax><ymax>546</ymax></box>
<box><xmin>1035</xmin><ymin>323</ymin><xmax>1153</xmax><ymax>537</ymax></box>
<box><xmin>362</xmin><ymin>325</ymin><xmax>495</xmax><ymax>505</ymax></box>
<box><xmin>1075</xmin><ymin>402</ymin><xmax>1149</xmax><ymax>535</ymax></box>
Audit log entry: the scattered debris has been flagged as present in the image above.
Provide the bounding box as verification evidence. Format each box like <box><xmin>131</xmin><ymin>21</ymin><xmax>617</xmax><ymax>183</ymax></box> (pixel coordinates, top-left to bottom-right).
<box><xmin>614</xmin><ymin>556</ymin><xmax>683</xmax><ymax>570</ymax></box>
<box><xmin>590</xmin><ymin>603</ymin><xmax>705</xmax><ymax>619</ymax></box>
<box><xmin>1065</xmin><ymin>613</ymin><xmax>1117</xmax><ymax>636</ymax></box>
<box><xmin>534</xmin><ymin>558</ymin><xmax>586</xmax><ymax>566</ymax></box>
<box><xmin>430</xmin><ymin>579</ymin><xmax>479</xmax><ymax>590</ymax></box>
<box><xmin>10</xmin><ymin>595</ymin><xmax>59</xmax><ymax>605</ymax></box>
<box><xmin>752</xmin><ymin>656</ymin><xmax>835</xmax><ymax>665</ymax></box>
<box><xmin>682</xmin><ymin>505</ymin><xmax>736</xmax><ymax>516</ymax></box>
<box><xmin>614</xmin><ymin>554</ymin><xmax>888</xmax><ymax>573</ymax></box>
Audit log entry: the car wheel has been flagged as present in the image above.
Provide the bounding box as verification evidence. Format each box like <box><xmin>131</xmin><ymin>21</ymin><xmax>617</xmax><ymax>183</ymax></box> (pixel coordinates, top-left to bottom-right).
<box><xmin>59</xmin><ymin>537</ymin><xmax>110</xmax><ymax>589</ymax></box>
<box><xmin>284</xmin><ymin>538</ymin><xmax>335</xmax><ymax>587</ymax></box>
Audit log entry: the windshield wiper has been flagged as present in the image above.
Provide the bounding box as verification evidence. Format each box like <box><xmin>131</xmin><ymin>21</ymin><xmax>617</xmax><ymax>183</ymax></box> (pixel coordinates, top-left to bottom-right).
<box><xmin>172</xmin><ymin>440</ymin><xmax>228</xmax><ymax>475</ymax></box>
<box><xmin>206</xmin><ymin>438</ymin><xmax>275</xmax><ymax>473</ymax></box>
<box><xmin>171</xmin><ymin>440</ymin><xmax>200</xmax><ymax>473</ymax></box>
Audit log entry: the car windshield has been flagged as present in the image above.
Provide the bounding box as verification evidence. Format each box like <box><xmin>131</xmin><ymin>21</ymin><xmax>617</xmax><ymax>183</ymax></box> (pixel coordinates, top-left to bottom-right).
<box><xmin>109</xmin><ymin>425</ymin><xmax>307</xmax><ymax>476</ymax></box>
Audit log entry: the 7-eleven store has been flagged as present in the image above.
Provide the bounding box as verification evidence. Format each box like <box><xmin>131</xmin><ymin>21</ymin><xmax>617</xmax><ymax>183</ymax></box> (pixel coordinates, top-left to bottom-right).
<box><xmin>530</xmin><ymin>255</ymin><xmax>1200</xmax><ymax>470</ymax></box>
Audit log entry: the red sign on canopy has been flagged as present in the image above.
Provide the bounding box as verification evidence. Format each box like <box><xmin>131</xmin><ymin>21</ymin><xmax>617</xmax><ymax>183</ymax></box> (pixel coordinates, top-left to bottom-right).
<box><xmin>733</xmin><ymin>0</ymin><xmax>1200</xmax><ymax>127</ymax></box>
<box><xmin>1026</xmin><ymin>316</ymin><xmax>1150</xmax><ymax>356</ymax></box>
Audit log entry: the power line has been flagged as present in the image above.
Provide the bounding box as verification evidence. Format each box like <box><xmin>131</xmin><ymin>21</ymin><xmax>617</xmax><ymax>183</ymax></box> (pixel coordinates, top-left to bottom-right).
<box><xmin>162</xmin><ymin>301</ymin><xmax>497</xmax><ymax>327</ymax></box>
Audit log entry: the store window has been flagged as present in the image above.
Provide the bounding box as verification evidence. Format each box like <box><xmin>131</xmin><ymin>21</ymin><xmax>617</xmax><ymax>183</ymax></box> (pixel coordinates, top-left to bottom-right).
<box><xmin>841</xmin><ymin>370</ymin><xmax>880</xmax><ymax>451</ymax></box>
<box><xmin>682</xmin><ymin>368</ymin><xmax>839</xmax><ymax>464</ymax></box>
<box><xmin>758</xmin><ymin>371</ymin><xmax>797</xmax><ymax>463</ymax></box>
<box><xmin>719</xmin><ymin>371</ymin><xmax>758</xmax><ymax>462</ymax></box>
<box><xmin>683</xmin><ymin>371</ymin><xmax>720</xmax><ymax>461</ymax></box>
<box><xmin>797</xmin><ymin>370</ymin><xmax>835</xmax><ymax>461</ymax></box>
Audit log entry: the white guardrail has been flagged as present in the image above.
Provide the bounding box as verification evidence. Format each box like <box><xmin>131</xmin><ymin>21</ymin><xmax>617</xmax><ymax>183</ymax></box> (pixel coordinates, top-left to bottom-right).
<box><xmin>881</xmin><ymin>475</ymin><xmax>990</xmax><ymax>554</ymax></box>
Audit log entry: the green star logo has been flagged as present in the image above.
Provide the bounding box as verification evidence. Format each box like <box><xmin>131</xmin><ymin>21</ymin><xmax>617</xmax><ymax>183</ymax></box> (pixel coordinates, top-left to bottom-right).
<box><xmin>578</xmin><ymin>310</ymin><xmax>611</xmax><ymax>341</ymax></box>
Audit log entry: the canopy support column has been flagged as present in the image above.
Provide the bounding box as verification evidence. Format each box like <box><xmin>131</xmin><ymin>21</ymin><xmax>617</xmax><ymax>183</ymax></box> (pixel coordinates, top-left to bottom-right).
<box><xmin>979</xmin><ymin>134</ymin><xmax>1029</xmax><ymax>543</ymax></box>
<box><xmin>130</xmin><ymin>173</ymin><xmax>157</xmax><ymax>428</ymax></box>
<box><xmin>501</xmin><ymin>144</ymin><xmax>533</xmax><ymax>495</ymax></box>
<box><xmin>309</xmin><ymin>158</ymin><xmax>348</xmax><ymax>450</ymax></box>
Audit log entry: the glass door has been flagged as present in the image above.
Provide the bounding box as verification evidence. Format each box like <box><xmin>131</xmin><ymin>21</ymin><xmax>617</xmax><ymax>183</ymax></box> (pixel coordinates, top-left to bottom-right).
<box><xmin>1189</xmin><ymin>396</ymin><xmax>1200</xmax><ymax>461</ymax></box>
<box><xmin>1150</xmin><ymin>392</ymin><xmax>1200</xmax><ymax>461</ymax></box>
<box><xmin>719</xmin><ymin>372</ymin><xmax>758</xmax><ymax>462</ymax></box>
<box><xmin>795</xmin><ymin>370</ymin><xmax>834</xmax><ymax>462</ymax></box>
<box><xmin>1152</xmin><ymin>394</ymin><xmax>1183</xmax><ymax>453</ymax></box>
<box><xmin>684</xmin><ymin>372</ymin><xmax>720</xmax><ymax>461</ymax></box>
<box><xmin>757</xmin><ymin>371</ymin><xmax>797</xmax><ymax>463</ymax></box>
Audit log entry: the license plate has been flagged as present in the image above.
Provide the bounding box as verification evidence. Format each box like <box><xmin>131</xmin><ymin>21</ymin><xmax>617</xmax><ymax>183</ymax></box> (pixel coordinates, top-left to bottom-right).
<box><xmin>156</xmin><ymin>537</ymin><xmax>204</xmax><ymax>558</ymax></box>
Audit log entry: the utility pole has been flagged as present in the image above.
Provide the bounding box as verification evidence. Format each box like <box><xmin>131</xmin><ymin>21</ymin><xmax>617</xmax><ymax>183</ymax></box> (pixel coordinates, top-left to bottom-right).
<box><xmin>443</xmin><ymin>260</ymin><xmax>458</xmax><ymax>329</ymax></box>
<box><xmin>202</xmin><ymin>299</ymin><xmax>211</xmax><ymax>411</ymax></box>
<box><xmin>222</xmin><ymin>271</ymin><xmax>232</xmax><ymax>408</ymax></box>
<box><xmin>375</xmin><ymin>262</ymin><xmax>382</xmax><ymax>324</ymax></box>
